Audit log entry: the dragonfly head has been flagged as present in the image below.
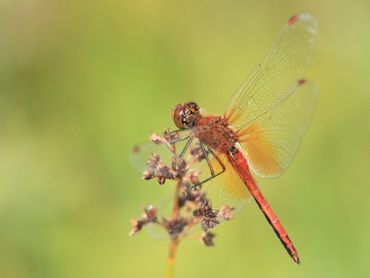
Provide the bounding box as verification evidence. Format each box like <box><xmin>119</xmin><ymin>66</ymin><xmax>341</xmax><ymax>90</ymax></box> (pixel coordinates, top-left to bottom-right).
<box><xmin>172</xmin><ymin>102</ymin><xmax>201</xmax><ymax>129</ymax></box>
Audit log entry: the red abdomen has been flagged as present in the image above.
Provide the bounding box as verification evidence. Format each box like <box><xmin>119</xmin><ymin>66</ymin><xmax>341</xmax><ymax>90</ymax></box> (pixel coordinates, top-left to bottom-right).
<box><xmin>227</xmin><ymin>148</ymin><xmax>300</xmax><ymax>264</ymax></box>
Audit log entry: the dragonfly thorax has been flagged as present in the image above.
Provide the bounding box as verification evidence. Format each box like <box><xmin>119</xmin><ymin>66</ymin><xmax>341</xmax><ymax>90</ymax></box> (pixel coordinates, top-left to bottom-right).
<box><xmin>193</xmin><ymin>116</ymin><xmax>239</xmax><ymax>154</ymax></box>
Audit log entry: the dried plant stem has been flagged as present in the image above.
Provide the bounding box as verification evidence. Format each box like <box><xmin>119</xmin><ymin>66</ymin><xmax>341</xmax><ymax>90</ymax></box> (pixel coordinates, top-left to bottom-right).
<box><xmin>166</xmin><ymin>178</ymin><xmax>182</xmax><ymax>278</ymax></box>
<box><xmin>171</xmin><ymin>178</ymin><xmax>181</xmax><ymax>218</ymax></box>
<box><xmin>132</xmin><ymin>134</ymin><xmax>231</xmax><ymax>276</ymax></box>
<box><xmin>166</xmin><ymin>238</ymin><xmax>179</xmax><ymax>278</ymax></box>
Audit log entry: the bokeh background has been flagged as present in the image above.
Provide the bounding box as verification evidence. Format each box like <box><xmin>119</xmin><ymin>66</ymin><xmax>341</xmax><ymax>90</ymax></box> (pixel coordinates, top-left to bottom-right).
<box><xmin>0</xmin><ymin>0</ymin><xmax>369</xmax><ymax>277</ymax></box>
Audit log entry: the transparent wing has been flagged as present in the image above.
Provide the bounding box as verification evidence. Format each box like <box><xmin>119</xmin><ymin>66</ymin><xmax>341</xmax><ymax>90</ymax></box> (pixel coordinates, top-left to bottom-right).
<box><xmin>130</xmin><ymin>137</ymin><xmax>252</xmax><ymax>210</ymax></box>
<box><xmin>130</xmin><ymin>143</ymin><xmax>173</xmax><ymax>173</ymax></box>
<box><xmin>199</xmin><ymin>152</ymin><xmax>252</xmax><ymax>211</ymax></box>
<box><xmin>225</xmin><ymin>13</ymin><xmax>318</xmax><ymax>129</ymax></box>
<box><xmin>130</xmin><ymin>136</ymin><xmax>253</xmax><ymax>239</ymax></box>
<box><xmin>129</xmin><ymin>129</ymin><xmax>192</xmax><ymax>173</ymax></box>
<box><xmin>238</xmin><ymin>80</ymin><xmax>318</xmax><ymax>178</ymax></box>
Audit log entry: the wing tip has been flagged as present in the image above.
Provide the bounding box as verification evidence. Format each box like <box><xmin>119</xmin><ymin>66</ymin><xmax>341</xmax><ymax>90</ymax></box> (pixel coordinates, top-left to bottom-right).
<box><xmin>287</xmin><ymin>13</ymin><xmax>318</xmax><ymax>32</ymax></box>
<box><xmin>288</xmin><ymin>14</ymin><xmax>299</xmax><ymax>26</ymax></box>
<box><xmin>296</xmin><ymin>79</ymin><xmax>320</xmax><ymax>99</ymax></box>
<box><xmin>297</xmin><ymin>78</ymin><xmax>306</xmax><ymax>86</ymax></box>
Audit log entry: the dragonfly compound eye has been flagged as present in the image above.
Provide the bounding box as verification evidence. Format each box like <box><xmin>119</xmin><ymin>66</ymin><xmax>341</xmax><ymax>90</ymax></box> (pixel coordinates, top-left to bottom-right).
<box><xmin>172</xmin><ymin>102</ymin><xmax>201</xmax><ymax>129</ymax></box>
<box><xmin>172</xmin><ymin>104</ymin><xmax>186</xmax><ymax>129</ymax></box>
<box><xmin>183</xmin><ymin>102</ymin><xmax>201</xmax><ymax>127</ymax></box>
<box><xmin>185</xmin><ymin>102</ymin><xmax>199</xmax><ymax>114</ymax></box>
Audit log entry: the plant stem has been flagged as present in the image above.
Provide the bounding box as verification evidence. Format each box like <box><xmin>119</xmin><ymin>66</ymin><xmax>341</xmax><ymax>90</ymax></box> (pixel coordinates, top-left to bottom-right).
<box><xmin>171</xmin><ymin>178</ymin><xmax>181</xmax><ymax>218</ymax></box>
<box><xmin>166</xmin><ymin>178</ymin><xmax>182</xmax><ymax>278</ymax></box>
<box><xmin>166</xmin><ymin>238</ymin><xmax>179</xmax><ymax>278</ymax></box>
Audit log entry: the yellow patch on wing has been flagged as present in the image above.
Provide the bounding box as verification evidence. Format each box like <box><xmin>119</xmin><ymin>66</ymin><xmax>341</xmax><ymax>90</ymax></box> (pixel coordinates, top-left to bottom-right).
<box><xmin>199</xmin><ymin>153</ymin><xmax>250</xmax><ymax>210</ymax></box>
<box><xmin>238</xmin><ymin>121</ymin><xmax>283</xmax><ymax>178</ymax></box>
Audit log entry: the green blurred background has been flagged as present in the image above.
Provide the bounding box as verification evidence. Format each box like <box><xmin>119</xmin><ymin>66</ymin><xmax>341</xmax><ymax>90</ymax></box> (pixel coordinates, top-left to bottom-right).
<box><xmin>0</xmin><ymin>0</ymin><xmax>369</xmax><ymax>277</ymax></box>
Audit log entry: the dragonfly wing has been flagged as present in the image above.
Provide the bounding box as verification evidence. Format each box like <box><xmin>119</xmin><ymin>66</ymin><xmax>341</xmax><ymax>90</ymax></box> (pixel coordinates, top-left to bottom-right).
<box><xmin>130</xmin><ymin>142</ymin><xmax>173</xmax><ymax>173</ymax></box>
<box><xmin>200</xmin><ymin>152</ymin><xmax>252</xmax><ymax>212</ymax></box>
<box><xmin>130</xmin><ymin>130</ymin><xmax>193</xmax><ymax>173</ymax></box>
<box><xmin>131</xmin><ymin>138</ymin><xmax>252</xmax><ymax>236</ymax></box>
<box><xmin>225</xmin><ymin>13</ymin><xmax>317</xmax><ymax>129</ymax></box>
<box><xmin>238</xmin><ymin>80</ymin><xmax>318</xmax><ymax>178</ymax></box>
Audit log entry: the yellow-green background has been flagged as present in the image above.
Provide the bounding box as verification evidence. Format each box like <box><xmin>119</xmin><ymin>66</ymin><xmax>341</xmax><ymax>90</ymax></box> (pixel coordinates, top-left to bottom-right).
<box><xmin>0</xmin><ymin>1</ymin><xmax>369</xmax><ymax>277</ymax></box>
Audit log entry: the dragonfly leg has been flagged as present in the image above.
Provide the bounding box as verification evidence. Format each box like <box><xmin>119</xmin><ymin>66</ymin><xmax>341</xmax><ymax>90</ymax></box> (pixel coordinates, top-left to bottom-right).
<box><xmin>193</xmin><ymin>145</ymin><xmax>226</xmax><ymax>189</ymax></box>
<box><xmin>170</xmin><ymin>135</ymin><xmax>191</xmax><ymax>144</ymax></box>
<box><xmin>199</xmin><ymin>143</ymin><xmax>215</xmax><ymax>176</ymax></box>
<box><xmin>167</xmin><ymin>129</ymin><xmax>191</xmax><ymax>144</ymax></box>
<box><xmin>179</xmin><ymin>136</ymin><xmax>194</xmax><ymax>158</ymax></box>
<box><xmin>208</xmin><ymin>147</ymin><xmax>226</xmax><ymax>174</ymax></box>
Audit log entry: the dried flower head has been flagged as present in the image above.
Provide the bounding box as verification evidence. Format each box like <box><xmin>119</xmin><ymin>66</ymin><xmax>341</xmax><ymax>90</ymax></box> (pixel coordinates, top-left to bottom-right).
<box><xmin>163</xmin><ymin>217</ymin><xmax>189</xmax><ymax>238</ymax></box>
<box><xmin>131</xmin><ymin>130</ymin><xmax>237</xmax><ymax>249</ymax></box>
<box><xmin>171</xmin><ymin>156</ymin><xmax>187</xmax><ymax>178</ymax></box>
<box><xmin>218</xmin><ymin>205</ymin><xmax>234</xmax><ymax>221</ymax></box>
<box><xmin>129</xmin><ymin>218</ymin><xmax>145</xmax><ymax>237</ymax></box>
<box><xmin>163</xmin><ymin>129</ymin><xmax>179</xmax><ymax>143</ymax></box>
<box><xmin>190</xmin><ymin>146</ymin><xmax>205</xmax><ymax>161</ymax></box>
<box><xmin>150</xmin><ymin>133</ymin><xmax>163</xmax><ymax>144</ymax></box>
<box><xmin>201</xmin><ymin>232</ymin><xmax>216</xmax><ymax>247</ymax></box>
<box><xmin>144</xmin><ymin>205</ymin><xmax>158</xmax><ymax>222</ymax></box>
<box><xmin>188</xmin><ymin>169</ymin><xmax>201</xmax><ymax>186</ymax></box>
<box><xmin>143</xmin><ymin>153</ymin><xmax>175</xmax><ymax>185</ymax></box>
<box><xmin>129</xmin><ymin>204</ymin><xmax>159</xmax><ymax>236</ymax></box>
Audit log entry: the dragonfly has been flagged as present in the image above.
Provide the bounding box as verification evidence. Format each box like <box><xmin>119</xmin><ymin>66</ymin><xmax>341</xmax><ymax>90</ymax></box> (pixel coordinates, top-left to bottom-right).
<box><xmin>138</xmin><ymin>13</ymin><xmax>318</xmax><ymax>264</ymax></box>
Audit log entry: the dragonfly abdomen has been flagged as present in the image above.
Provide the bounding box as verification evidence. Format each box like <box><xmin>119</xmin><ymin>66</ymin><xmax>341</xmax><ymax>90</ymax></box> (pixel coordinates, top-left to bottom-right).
<box><xmin>227</xmin><ymin>148</ymin><xmax>300</xmax><ymax>264</ymax></box>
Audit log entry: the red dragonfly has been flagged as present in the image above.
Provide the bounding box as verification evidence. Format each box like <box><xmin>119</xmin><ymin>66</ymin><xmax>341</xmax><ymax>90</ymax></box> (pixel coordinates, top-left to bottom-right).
<box><xmin>168</xmin><ymin>14</ymin><xmax>318</xmax><ymax>264</ymax></box>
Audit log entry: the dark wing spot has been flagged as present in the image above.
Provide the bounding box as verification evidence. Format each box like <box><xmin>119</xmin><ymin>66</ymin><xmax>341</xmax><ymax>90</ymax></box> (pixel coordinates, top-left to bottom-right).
<box><xmin>297</xmin><ymin>79</ymin><xmax>306</xmax><ymax>86</ymax></box>
<box><xmin>132</xmin><ymin>145</ymin><xmax>141</xmax><ymax>154</ymax></box>
<box><xmin>288</xmin><ymin>14</ymin><xmax>299</xmax><ymax>26</ymax></box>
